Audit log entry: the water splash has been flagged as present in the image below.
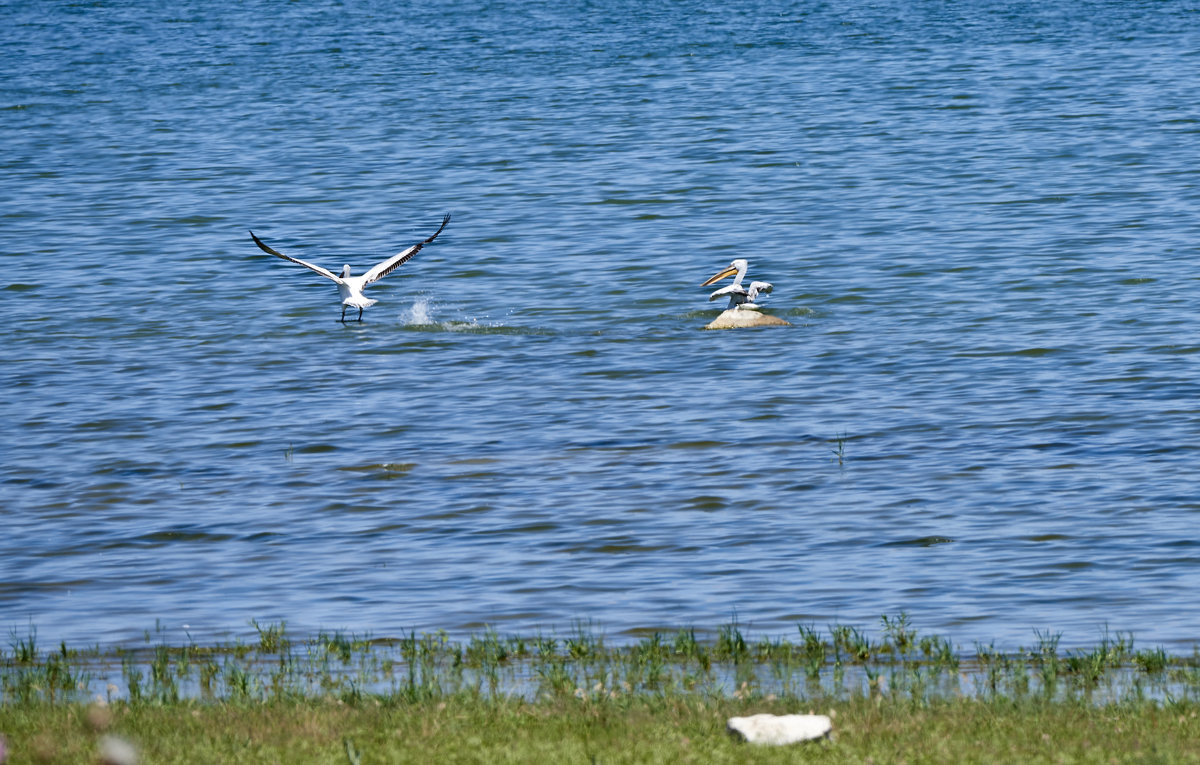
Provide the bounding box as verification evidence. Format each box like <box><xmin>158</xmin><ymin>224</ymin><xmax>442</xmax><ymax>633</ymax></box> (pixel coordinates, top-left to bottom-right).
<box><xmin>398</xmin><ymin>299</ymin><xmax>550</xmax><ymax>335</ymax></box>
<box><xmin>401</xmin><ymin>298</ymin><xmax>436</xmax><ymax>326</ymax></box>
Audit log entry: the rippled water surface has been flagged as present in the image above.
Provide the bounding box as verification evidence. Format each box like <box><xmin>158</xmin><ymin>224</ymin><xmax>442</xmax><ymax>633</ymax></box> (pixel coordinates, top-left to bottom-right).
<box><xmin>4</xmin><ymin>0</ymin><xmax>1200</xmax><ymax>650</ymax></box>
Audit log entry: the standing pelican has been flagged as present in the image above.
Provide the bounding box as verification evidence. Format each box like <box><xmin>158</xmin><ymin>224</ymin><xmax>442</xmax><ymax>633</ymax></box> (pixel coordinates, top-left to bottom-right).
<box><xmin>250</xmin><ymin>213</ymin><xmax>450</xmax><ymax>322</ymax></box>
<box><xmin>700</xmin><ymin>258</ymin><xmax>774</xmax><ymax>310</ymax></box>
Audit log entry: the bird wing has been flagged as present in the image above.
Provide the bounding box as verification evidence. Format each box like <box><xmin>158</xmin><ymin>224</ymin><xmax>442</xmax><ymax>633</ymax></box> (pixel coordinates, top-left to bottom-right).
<box><xmin>748</xmin><ymin>281</ymin><xmax>773</xmax><ymax>295</ymax></box>
<box><xmin>709</xmin><ymin>284</ymin><xmax>748</xmax><ymax>301</ymax></box>
<box><xmin>250</xmin><ymin>231</ymin><xmax>343</xmax><ymax>283</ymax></box>
<box><xmin>361</xmin><ymin>213</ymin><xmax>451</xmax><ymax>286</ymax></box>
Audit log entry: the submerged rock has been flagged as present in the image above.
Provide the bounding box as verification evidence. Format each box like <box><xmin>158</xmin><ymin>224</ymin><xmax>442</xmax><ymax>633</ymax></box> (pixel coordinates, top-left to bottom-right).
<box><xmin>703</xmin><ymin>308</ymin><xmax>791</xmax><ymax>330</ymax></box>
<box><xmin>726</xmin><ymin>713</ymin><xmax>833</xmax><ymax>746</ymax></box>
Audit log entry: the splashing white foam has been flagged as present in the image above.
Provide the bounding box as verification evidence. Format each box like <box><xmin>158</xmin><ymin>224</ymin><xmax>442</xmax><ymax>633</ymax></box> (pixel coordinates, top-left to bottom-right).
<box><xmin>398</xmin><ymin>300</ymin><xmax>512</xmax><ymax>333</ymax></box>
<box><xmin>402</xmin><ymin>298</ymin><xmax>435</xmax><ymax>325</ymax></box>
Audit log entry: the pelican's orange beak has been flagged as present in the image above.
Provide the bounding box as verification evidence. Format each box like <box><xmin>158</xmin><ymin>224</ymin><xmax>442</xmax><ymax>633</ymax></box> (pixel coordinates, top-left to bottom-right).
<box><xmin>700</xmin><ymin>264</ymin><xmax>740</xmax><ymax>287</ymax></box>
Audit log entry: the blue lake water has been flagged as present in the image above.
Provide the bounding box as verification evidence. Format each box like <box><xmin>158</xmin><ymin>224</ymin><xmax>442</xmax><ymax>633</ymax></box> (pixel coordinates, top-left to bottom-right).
<box><xmin>3</xmin><ymin>0</ymin><xmax>1200</xmax><ymax>652</ymax></box>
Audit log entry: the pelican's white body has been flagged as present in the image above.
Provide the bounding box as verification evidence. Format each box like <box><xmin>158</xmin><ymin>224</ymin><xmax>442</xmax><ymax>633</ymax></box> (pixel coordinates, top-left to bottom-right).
<box><xmin>334</xmin><ymin>266</ymin><xmax>379</xmax><ymax>311</ymax></box>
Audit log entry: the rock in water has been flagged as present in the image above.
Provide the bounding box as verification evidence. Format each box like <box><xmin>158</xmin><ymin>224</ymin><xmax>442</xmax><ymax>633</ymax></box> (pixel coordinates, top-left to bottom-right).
<box><xmin>703</xmin><ymin>309</ymin><xmax>791</xmax><ymax>330</ymax></box>
<box><xmin>726</xmin><ymin>714</ymin><xmax>833</xmax><ymax>746</ymax></box>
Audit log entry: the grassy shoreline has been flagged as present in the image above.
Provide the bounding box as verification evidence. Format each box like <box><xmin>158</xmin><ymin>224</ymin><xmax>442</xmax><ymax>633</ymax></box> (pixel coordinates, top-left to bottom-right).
<box><xmin>6</xmin><ymin>694</ymin><xmax>1200</xmax><ymax>764</ymax></box>
<box><xmin>3</xmin><ymin>616</ymin><xmax>1200</xmax><ymax>762</ymax></box>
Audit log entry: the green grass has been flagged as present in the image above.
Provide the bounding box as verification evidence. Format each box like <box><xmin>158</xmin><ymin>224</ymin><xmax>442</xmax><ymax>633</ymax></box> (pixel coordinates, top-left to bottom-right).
<box><xmin>4</xmin><ymin>693</ymin><xmax>1199</xmax><ymax>764</ymax></box>
<box><xmin>3</xmin><ymin>615</ymin><xmax>1200</xmax><ymax>763</ymax></box>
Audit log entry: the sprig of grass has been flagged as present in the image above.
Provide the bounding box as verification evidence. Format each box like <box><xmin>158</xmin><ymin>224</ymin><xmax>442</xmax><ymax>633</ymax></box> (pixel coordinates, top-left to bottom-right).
<box><xmin>831</xmin><ymin>431</ymin><xmax>847</xmax><ymax>465</ymax></box>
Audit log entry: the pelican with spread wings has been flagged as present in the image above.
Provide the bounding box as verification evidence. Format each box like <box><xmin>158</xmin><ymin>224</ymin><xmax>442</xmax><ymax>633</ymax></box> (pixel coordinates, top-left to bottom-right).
<box><xmin>700</xmin><ymin>258</ymin><xmax>774</xmax><ymax>310</ymax></box>
<box><xmin>250</xmin><ymin>213</ymin><xmax>450</xmax><ymax>322</ymax></box>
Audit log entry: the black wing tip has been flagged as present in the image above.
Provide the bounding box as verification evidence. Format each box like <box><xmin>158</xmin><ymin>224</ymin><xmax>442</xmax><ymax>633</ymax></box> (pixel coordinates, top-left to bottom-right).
<box><xmin>249</xmin><ymin>229</ymin><xmax>269</xmax><ymax>250</ymax></box>
<box><xmin>421</xmin><ymin>212</ymin><xmax>452</xmax><ymax>245</ymax></box>
<box><xmin>249</xmin><ymin>229</ymin><xmax>289</xmax><ymax>259</ymax></box>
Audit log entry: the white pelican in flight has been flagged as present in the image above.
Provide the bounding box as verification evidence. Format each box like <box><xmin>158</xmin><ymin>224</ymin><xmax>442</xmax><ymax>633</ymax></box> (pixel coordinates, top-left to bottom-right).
<box><xmin>250</xmin><ymin>213</ymin><xmax>450</xmax><ymax>322</ymax></box>
<box><xmin>700</xmin><ymin>258</ymin><xmax>774</xmax><ymax>310</ymax></box>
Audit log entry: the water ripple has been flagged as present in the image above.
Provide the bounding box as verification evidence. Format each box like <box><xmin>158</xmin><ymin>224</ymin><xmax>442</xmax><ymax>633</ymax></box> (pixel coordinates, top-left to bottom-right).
<box><xmin>3</xmin><ymin>0</ymin><xmax>1200</xmax><ymax>650</ymax></box>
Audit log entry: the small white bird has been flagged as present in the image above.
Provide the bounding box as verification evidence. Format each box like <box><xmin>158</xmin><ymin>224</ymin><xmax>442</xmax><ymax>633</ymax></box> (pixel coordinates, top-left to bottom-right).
<box><xmin>250</xmin><ymin>213</ymin><xmax>450</xmax><ymax>322</ymax></box>
<box><xmin>700</xmin><ymin>258</ymin><xmax>774</xmax><ymax>310</ymax></box>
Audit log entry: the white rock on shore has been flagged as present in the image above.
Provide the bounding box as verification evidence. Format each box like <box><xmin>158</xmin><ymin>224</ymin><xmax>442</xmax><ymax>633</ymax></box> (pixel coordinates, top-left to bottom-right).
<box><xmin>98</xmin><ymin>735</ymin><xmax>138</xmax><ymax>765</ymax></box>
<box><xmin>726</xmin><ymin>713</ymin><xmax>833</xmax><ymax>746</ymax></box>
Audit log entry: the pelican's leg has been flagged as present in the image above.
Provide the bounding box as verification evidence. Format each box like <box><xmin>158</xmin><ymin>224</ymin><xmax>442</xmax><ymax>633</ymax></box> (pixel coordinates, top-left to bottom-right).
<box><xmin>340</xmin><ymin>305</ymin><xmax>347</xmax><ymax>323</ymax></box>
<box><xmin>356</xmin><ymin>306</ymin><xmax>364</xmax><ymax>322</ymax></box>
